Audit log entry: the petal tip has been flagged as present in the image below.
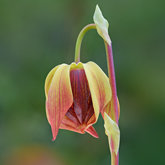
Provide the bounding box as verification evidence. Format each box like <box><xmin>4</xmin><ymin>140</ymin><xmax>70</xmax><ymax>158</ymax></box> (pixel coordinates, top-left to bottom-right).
<box><xmin>85</xmin><ymin>126</ymin><xmax>99</xmax><ymax>138</ymax></box>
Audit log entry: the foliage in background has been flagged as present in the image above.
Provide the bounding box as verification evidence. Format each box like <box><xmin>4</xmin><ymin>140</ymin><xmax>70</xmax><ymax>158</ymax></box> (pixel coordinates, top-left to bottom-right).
<box><xmin>0</xmin><ymin>0</ymin><xmax>165</xmax><ymax>164</ymax></box>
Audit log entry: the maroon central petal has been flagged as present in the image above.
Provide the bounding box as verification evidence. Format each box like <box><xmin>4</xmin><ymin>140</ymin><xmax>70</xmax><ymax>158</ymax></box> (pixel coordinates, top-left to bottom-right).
<box><xmin>60</xmin><ymin>68</ymin><xmax>98</xmax><ymax>137</ymax></box>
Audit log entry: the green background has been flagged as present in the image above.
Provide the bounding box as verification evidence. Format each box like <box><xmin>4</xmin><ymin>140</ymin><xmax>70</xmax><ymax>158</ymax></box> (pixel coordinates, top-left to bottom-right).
<box><xmin>0</xmin><ymin>0</ymin><xmax>165</xmax><ymax>165</ymax></box>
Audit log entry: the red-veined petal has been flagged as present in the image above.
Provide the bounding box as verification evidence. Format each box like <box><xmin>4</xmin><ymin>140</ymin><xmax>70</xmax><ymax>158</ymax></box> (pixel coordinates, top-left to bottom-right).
<box><xmin>46</xmin><ymin>64</ymin><xmax>73</xmax><ymax>141</ymax></box>
<box><xmin>83</xmin><ymin>62</ymin><xmax>112</xmax><ymax>121</ymax></box>
<box><xmin>59</xmin><ymin>62</ymin><xmax>98</xmax><ymax>138</ymax></box>
<box><xmin>60</xmin><ymin>116</ymin><xmax>98</xmax><ymax>138</ymax></box>
<box><xmin>85</xmin><ymin>126</ymin><xmax>99</xmax><ymax>138</ymax></box>
<box><xmin>45</xmin><ymin>65</ymin><xmax>60</xmax><ymax>99</ymax></box>
<box><xmin>45</xmin><ymin>65</ymin><xmax>60</xmax><ymax>122</ymax></box>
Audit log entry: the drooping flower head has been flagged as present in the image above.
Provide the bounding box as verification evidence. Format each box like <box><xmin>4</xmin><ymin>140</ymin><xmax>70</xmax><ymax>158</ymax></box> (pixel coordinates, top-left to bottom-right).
<box><xmin>44</xmin><ymin>4</ymin><xmax>120</xmax><ymax>165</ymax></box>
<box><xmin>45</xmin><ymin>62</ymin><xmax>112</xmax><ymax>140</ymax></box>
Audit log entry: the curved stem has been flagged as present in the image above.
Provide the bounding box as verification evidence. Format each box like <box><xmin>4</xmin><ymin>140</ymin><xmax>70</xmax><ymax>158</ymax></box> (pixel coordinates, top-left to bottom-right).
<box><xmin>74</xmin><ymin>24</ymin><xmax>96</xmax><ymax>63</ymax></box>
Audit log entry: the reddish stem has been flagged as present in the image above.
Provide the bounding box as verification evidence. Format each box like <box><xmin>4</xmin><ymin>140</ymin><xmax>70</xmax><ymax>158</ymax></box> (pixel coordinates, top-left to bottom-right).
<box><xmin>105</xmin><ymin>42</ymin><xmax>119</xmax><ymax>165</ymax></box>
<box><xmin>111</xmin><ymin>152</ymin><xmax>119</xmax><ymax>165</ymax></box>
<box><xmin>105</xmin><ymin>42</ymin><xmax>119</xmax><ymax>124</ymax></box>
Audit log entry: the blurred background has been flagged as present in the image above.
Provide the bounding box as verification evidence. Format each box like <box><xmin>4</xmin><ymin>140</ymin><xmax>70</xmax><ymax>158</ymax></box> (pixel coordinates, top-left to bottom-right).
<box><xmin>0</xmin><ymin>0</ymin><xmax>165</xmax><ymax>164</ymax></box>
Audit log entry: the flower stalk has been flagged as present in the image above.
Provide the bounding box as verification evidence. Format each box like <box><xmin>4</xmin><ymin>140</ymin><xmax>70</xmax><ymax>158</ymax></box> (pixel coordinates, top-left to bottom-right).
<box><xmin>105</xmin><ymin>43</ymin><xmax>119</xmax><ymax>165</ymax></box>
<box><xmin>104</xmin><ymin>42</ymin><xmax>119</xmax><ymax>124</ymax></box>
<box><xmin>111</xmin><ymin>152</ymin><xmax>119</xmax><ymax>165</ymax></box>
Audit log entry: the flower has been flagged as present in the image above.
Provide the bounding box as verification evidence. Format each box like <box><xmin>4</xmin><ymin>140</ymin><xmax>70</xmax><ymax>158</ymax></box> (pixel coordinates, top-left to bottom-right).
<box><xmin>44</xmin><ymin>5</ymin><xmax>121</xmax><ymax>165</ymax></box>
<box><xmin>45</xmin><ymin>61</ymin><xmax>112</xmax><ymax>141</ymax></box>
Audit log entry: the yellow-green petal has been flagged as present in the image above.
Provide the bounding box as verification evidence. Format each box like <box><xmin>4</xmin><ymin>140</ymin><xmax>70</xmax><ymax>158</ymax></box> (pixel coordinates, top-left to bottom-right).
<box><xmin>83</xmin><ymin>61</ymin><xmax>112</xmax><ymax>121</ymax></box>
<box><xmin>93</xmin><ymin>5</ymin><xmax>111</xmax><ymax>45</ymax></box>
<box><xmin>104</xmin><ymin>112</ymin><xmax>120</xmax><ymax>155</ymax></box>
<box><xmin>45</xmin><ymin>65</ymin><xmax>60</xmax><ymax>99</ymax></box>
<box><xmin>46</xmin><ymin>64</ymin><xmax>73</xmax><ymax>140</ymax></box>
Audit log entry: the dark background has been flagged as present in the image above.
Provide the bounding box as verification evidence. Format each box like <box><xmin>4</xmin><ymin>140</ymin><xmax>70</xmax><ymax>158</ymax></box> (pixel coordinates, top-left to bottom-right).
<box><xmin>0</xmin><ymin>0</ymin><xmax>165</xmax><ymax>165</ymax></box>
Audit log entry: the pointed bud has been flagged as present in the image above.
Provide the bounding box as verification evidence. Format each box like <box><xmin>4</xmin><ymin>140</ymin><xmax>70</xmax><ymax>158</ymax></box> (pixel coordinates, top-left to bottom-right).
<box><xmin>93</xmin><ymin>5</ymin><xmax>111</xmax><ymax>45</ymax></box>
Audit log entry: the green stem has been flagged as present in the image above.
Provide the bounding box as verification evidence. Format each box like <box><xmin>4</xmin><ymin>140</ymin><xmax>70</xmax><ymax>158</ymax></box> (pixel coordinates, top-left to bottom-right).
<box><xmin>74</xmin><ymin>24</ymin><xmax>96</xmax><ymax>63</ymax></box>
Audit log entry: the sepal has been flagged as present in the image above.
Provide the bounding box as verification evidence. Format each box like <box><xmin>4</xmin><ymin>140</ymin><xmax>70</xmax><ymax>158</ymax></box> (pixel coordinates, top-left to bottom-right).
<box><xmin>83</xmin><ymin>62</ymin><xmax>112</xmax><ymax>121</ymax></box>
<box><xmin>93</xmin><ymin>5</ymin><xmax>111</xmax><ymax>45</ymax></box>
<box><xmin>104</xmin><ymin>112</ymin><xmax>120</xmax><ymax>155</ymax></box>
